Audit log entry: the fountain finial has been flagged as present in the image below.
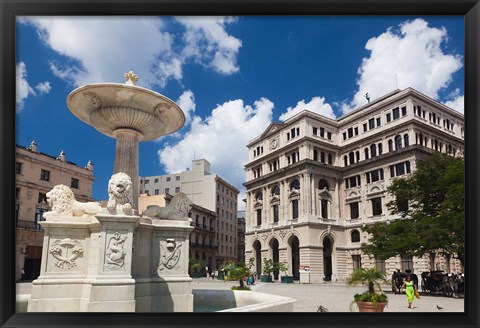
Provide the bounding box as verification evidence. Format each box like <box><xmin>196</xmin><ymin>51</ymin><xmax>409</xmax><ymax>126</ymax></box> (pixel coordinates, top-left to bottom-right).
<box><xmin>124</xmin><ymin>70</ymin><xmax>138</xmax><ymax>86</ymax></box>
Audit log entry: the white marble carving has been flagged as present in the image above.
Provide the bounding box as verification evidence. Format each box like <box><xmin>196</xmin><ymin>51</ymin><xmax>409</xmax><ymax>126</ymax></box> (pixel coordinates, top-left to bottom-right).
<box><xmin>158</xmin><ymin>238</ymin><xmax>182</xmax><ymax>271</ymax></box>
<box><xmin>49</xmin><ymin>238</ymin><xmax>84</xmax><ymax>270</ymax></box>
<box><xmin>105</xmin><ymin>232</ymin><xmax>127</xmax><ymax>268</ymax></box>
<box><xmin>107</xmin><ymin>172</ymin><xmax>133</xmax><ymax>213</ymax></box>
<box><xmin>142</xmin><ymin>192</ymin><xmax>192</xmax><ymax>221</ymax></box>
<box><xmin>45</xmin><ymin>185</ymin><xmax>102</xmax><ymax>217</ymax></box>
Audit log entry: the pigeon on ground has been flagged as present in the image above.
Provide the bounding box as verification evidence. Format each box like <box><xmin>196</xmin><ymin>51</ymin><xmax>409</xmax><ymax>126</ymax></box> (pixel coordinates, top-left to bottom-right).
<box><xmin>437</xmin><ymin>305</ymin><xmax>443</xmax><ymax>310</ymax></box>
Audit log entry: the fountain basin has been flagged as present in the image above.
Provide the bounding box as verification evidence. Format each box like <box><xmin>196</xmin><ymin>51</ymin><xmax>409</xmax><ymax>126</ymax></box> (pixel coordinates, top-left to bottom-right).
<box><xmin>17</xmin><ymin>290</ymin><xmax>296</xmax><ymax>313</ymax></box>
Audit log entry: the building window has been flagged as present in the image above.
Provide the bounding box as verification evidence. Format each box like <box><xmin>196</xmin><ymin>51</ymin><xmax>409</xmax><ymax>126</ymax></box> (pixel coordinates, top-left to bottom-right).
<box><xmin>376</xmin><ymin>117</ymin><xmax>381</xmax><ymax>126</ymax></box>
<box><xmin>378</xmin><ymin>143</ymin><xmax>383</xmax><ymax>155</ymax></box>
<box><xmin>145</xmin><ymin>179</ymin><xmax>149</xmax><ymax>184</ymax></box>
<box><xmin>370</xmin><ymin>144</ymin><xmax>377</xmax><ymax>157</ymax></box>
<box><xmin>34</xmin><ymin>208</ymin><xmax>45</xmax><ymax>230</ymax></box>
<box><xmin>368</xmin><ymin>118</ymin><xmax>375</xmax><ymax>130</ymax></box>
<box><xmin>292</xmin><ymin>199</ymin><xmax>299</xmax><ymax>220</ymax></box>
<box><xmin>386</xmin><ymin>113</ymin><xmax>391</xmax><ymax>122</ymax></box>
<box><xmin>175</xmin><ymin>187</ymin><xmax>180</xmax><ymax>193</ymax></box>
<box><xmin>155</xmin><ymin>189</ymin><xmax>160</xmax><ymax>195</ymax></box>
<box><xmin>393</xmin><ymin>107</ymin><xmax>400</xmax><ymax>120</ymax></box>
<box><xmin>350</xmin><ymin>202</ymin><xmax>359</xmax><ymax>219</ymax></box>
<box><xmin>397</xmin><ymin>198</ymin><xmax>409</xmax><ymax>212</ymax></box>
<box><xmin>166</xmin><ymin>177</ymin><xmax>171</xmax><ymax>182</ymax></box>
<box><xmin>273</xmin><ymin>204</ymin><xmax>279</xmax><ymax>223</ymax></box>
<box><xmin>345</xmin><ymin>175</ymin><xmax>361</xmax><ymax>189</ymax></box>
<box><xmin>272</xmin><ymin>185</ymin><xmax>280</xmax><ymax>196</ymax></box>
<box><xmin>38</xmin><ymin>193</ymin><xmax>47</xmax><ymax>204</ymax></box>
<box><xmin>290</xmin><ymin>179</ymin><xmax>300</xmax><ymax>191</ymax></box>
<box><xmin>16</xmin><ymin>162</ymin><xmax>22</xmax><ymax>174</ymax></box>
<box><xmin>388</xmin><ymin>140</ymin><xmax>393</xmax><ymax>152</ymax></box>
<box><xmin>401</xmin><ymin>106</ymin><xmax>407</xmax><ymax>116</ymax></box>
<box><xmin>376</xmin><ymin>259</ymin><xmax>386</xmax><ymax>273</ymax></box>
<box><xmin>328</xmin><ymin>154</ymin><xmax>333</xmax><ymax>165</ymax></box>
<box><xmin>395</xmin><ymin>135</ymin><xmax>402</xmax><ymax>150</ymax></box>
<box><xmin>256</xmin><ymin>209</ymin><xmax>262</xmax><ymax>226</ymax></box>
<box><xmin>371</xmin><ymin>197</ymin><xmax>382</xmax><ymax>216</ymax></box>
<box><xmin>352</xmin><ymin>255</ymin><xmax>362</xmax><ymax>270</ymax></box>
<box><xmin>40</xmin><ymin>169</ymin><xmax>50</xmax><ymax>181</ymax></box>
<box><xmin>71</xmin><ymin>178</ymin><xmax>79</xmax><ymax>189</ymax></box>
<box><xmin>351</xmin><ymin>230</ymin><xmax>361</xmax><ymax>243</ymax></box>
<box><xmin>154</xmin><ymin>178</ymin><xmax>159</xmax><ymax>183</ymax></box>
<box><xmin>364</xmin><ymin>148</ymin><xmax>369</xmax><ymax>160</ymax></box>
<box><xmin>401</xmin><ymin>254</ymin><xmax>413</xmax><ymax>272</ymax></box>
<box><xmin>321</xmin><ymin>199</ymin><xmax>328</xmax><ymax>219</ymax></box>
<box><xmin>176</xmin><ymin>176</ymin><xmax>180</xmax><ymax>181</ymax></box>
<box><xmin>165</xmin><ymin>188</ymin><xmax>170</xmax><ymax>194</ymax></box>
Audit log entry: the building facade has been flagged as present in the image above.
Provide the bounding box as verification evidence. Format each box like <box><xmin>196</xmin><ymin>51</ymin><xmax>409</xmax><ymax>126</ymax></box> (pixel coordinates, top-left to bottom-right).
<box><xmin>140</xmin><ymin>159</ymin><xmax>239</xmax><ymax>269</ymax></box>
<box><xmin>15</xmin><ymin>141</ymin><xmax>95</xmax><ymax>281</ymax></box>
<box><xmin>243</xmin><ymin>88</ymin><xmax>464</xmax><ymax>283</ymax></box>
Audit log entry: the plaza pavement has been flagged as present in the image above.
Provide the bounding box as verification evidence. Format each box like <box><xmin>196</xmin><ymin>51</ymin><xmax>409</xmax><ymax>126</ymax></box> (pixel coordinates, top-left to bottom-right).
<box><xmin>190</xmin><ymin>277</ymin><xmax>464</xmax><ymax>312</ymax></box>
<box><xmin>17</xmin><ymin>279</ymin><xmax>464</xmax><ymax>313</ymax></box>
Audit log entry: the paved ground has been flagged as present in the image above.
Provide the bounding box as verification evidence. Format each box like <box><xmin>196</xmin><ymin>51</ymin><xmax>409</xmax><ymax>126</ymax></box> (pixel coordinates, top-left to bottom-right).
<box><xmin>17</xmin><ymin>279</ymin><xmax>464</xmax><ymax>313</ymax></box>
<box><xmin>190</xmin><ymin>278</ymin><xmax>464</xmax><ymax>312</ymax></box>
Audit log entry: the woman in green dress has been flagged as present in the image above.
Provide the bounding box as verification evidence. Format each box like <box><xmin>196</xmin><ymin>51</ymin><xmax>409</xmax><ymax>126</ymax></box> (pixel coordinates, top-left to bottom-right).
<box><xmin>402</xmin><ymin>275</ymin><xmax>416</xmax><ymax>309</ymax></box>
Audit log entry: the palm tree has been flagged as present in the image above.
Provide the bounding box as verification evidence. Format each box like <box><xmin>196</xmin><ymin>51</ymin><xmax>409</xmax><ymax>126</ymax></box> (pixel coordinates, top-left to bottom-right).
<box><xmin>347</xmin><ymin>268</ymin><xmax>387</xmax><ymax>293</ymax></box>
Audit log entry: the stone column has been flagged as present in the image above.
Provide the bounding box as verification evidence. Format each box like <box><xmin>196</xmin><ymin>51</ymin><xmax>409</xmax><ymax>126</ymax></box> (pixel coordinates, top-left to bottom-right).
<box><xmin>112</xmin><ymin>128</ymin><xmax>143</xmax><ymax>210</ymax></box>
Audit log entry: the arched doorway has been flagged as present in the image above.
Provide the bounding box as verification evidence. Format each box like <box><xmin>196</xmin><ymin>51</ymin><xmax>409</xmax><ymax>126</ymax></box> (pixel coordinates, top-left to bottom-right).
<box><xmin>253</xmin><ymin>240</ymin><xmax>262</xmax><ymax>279</ymax></box>
<box><xmin>323</xmin><ymin>236</ymin><xmax>333</xmax><ymax>281</ymax></box>
<box><xmin>290</xmin><ymin>236</ymin><xmax>300</xmax><ymax>280</ymax></box>
<box><xmin>270</xmin><ymin>239</ymin><xmax>279</xmax><ymax>280</ymax></box>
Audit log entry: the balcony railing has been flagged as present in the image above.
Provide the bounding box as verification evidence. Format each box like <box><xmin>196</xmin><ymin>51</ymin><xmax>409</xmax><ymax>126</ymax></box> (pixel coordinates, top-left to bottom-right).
<box><xmin>16</xmin><ymin>220</ymin><xmax>43</xmax><ymax>231</ymax></box>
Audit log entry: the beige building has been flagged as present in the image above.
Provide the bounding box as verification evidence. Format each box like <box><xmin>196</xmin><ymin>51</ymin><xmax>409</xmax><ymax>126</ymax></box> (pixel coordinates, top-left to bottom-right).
<box><xmin>15</xmin><ymin>141</ymin><xmax>95</xmax><ymax>281</ymax></box>
<box><xmin>244</xmin><ymin>88</ymin><xmax>464</xmax><ymax>283</ymax></box>
<box><xmin>140</xmin><ymin>159</ymin><xmax>239</xmax><ymax>268</ymax></box>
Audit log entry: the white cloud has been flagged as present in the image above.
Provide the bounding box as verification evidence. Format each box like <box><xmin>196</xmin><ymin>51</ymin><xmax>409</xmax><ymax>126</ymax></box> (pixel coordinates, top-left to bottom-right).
<box><xmin>158</xmin><ymin>97</ymin><xmax>274</xmax><ymax>201</ymax></box>
<box><xmin>21</xmin><ymin>16</ymin><xmax>242</xmax><ymax>89</ymax></box>
<box><xmin>16</xmin><ymin>62</ymin><xmax>36</xmax><ymax>111</ymax></box>
<box><xmin>175</xmin><ymin>16</ymin><xmax>242</xmax><ymax>74</ymax></box>
<box><xmin>35</xmin><ymin>81</ymin><xmax>52</xmax><ymax>94</ymax></box>
<box><xmin>279</xmin><ymin>96</ymin><xmax>336</xmax><ymax>121</ymax></box>
<box><xmin>176</xmin><ymin>90</ymin><xmax>196</xmax><ymax>124</ymax></box>
<box><xmin>444</xmin><ymin>88</ymin><xmax>464</xmax><ymax>113</ymax></box>
<box><xmin>343</xmin><ymin>18</ymin><xmax>463</xmax><ymax>114</ymax></box>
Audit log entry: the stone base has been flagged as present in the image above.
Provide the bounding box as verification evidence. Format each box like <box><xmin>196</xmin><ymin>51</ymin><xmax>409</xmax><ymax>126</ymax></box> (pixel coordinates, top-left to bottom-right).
<box><xmin>135</xmin><ymin>278</ymin><xmax>193</xmax><ymax>312</ymax></box>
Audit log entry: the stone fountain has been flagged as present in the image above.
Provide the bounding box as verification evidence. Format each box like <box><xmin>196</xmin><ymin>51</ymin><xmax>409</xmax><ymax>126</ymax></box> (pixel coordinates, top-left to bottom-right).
<box><xmin>27</xmin><ymin>73</ymin><xmax>194</xmax><ymax>312</ymax></box>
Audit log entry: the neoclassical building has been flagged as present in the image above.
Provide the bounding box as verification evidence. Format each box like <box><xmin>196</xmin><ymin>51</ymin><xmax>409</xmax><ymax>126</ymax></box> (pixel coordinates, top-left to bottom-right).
<box><xmin>244</xmin><ymin>88</ymin><xmax>464</xmax><ymax>284</ymax></box>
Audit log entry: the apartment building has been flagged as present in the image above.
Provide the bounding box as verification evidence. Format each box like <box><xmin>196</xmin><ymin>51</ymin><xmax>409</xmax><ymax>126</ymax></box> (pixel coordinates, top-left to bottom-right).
<box><xmin>244</xmin><ymin>88</ymin><xmax>464</xmax><ymax>283</ymax></box>
<box><xmin>15</xmin><ymin>141</ymin><xmax>95</xmax><ymax>281</ymax></box>
<box><xmin>140</xmin><ymin>159</ymin><xmax>239</xmax><ymax>269</ymax></box>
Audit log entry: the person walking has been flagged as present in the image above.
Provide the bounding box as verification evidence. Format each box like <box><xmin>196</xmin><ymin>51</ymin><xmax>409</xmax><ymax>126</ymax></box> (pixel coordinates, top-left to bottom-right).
<box><xmin>401</xmin><ymin>275</ymin><xmax>416</xmax><ymax>309</ymax></box>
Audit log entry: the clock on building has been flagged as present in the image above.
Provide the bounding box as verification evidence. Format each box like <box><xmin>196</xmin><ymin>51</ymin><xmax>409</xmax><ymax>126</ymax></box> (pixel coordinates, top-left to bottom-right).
<box><xmin>271</xmin><ymin>139</ymin><xmax>278</xmax><ymax>149</ymax></box>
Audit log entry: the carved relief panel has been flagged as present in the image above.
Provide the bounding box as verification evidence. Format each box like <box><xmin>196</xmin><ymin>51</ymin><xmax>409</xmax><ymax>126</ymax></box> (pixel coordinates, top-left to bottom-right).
<box><xmin>104</xmin><ymin>230</ymin><xmax>128</xmax><ymax>271</ymax></box>
<box><xmin>48</xmin><ymin>238</ymin><xmax>84</xmax><ymax>272</ymax></box>
<box><xmin>156</xmin><ymin>237</ymin><xmax>183</xmax><ymax>276</ymax></box>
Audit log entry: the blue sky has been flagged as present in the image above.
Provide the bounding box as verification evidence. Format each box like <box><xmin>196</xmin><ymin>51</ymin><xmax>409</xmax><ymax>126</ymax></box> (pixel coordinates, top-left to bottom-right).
<box><xmin>16</xmin><ymin>16</ymin><xmax>464</xmax><ymax>207</ymax></box>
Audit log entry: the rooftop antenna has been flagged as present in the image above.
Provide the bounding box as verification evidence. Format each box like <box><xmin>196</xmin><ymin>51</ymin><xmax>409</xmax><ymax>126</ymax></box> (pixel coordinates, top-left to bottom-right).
<box><xmin>364</xmin><ymin>93</ymin><xmax>370</xmax><ymax>103</ymax></box>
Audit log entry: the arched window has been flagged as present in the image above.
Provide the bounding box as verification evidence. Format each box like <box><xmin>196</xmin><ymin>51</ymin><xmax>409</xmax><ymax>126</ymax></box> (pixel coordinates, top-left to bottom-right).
<box><xmin>356</xmin><ymin>151</ymin><xmax>360</xmax><ymax>162</ymax></box>
<box><xmin>364</xmin><ymin>148</ymin><xmax>369</xmax><ymax>160</ymax></box>
<box><xmin>313</xmin><ymin>149</ymin><xmax>318</xmax><ymax>161</ymax></box>
<box><xmin>344</xmin><ymin>155</ymin><xmax>348</xmax><ymax>166</ymax></box>
<box><xmin>272</xmin><ymin>185</ymin><xmax>280</xmax><ymax>196</ymax></box>
<box><xmin>388</xmin><ymin>139</ymin><xmax>393</xmax><ymax>152</ymax></box>
<box><xmin>255</xmin><ymin>191</ymin><xmax>263</xmax><ymax>202</ymax></box>
<box><xmin>351</xmin><ymin>230</ymin><xmax>361</xmax><ymax>243</ymax></box>
<box><xmin>318</xmin><ymin>179</ymin><xmax>329</xmax><ymax>190</ymax></box>
<box><xmin>328</xmin><ymin>154</ymin><xmax>333</xmax><ymax>165</ymax></box>
<box><xmin>370</xmin><ymin>144</ymin><xmax>377</xmax><ymax>157</ymax></box>
<box><xmin>378</xmin><ymin>143</ymin><xmax>383</xmax><ymax>155</ymax></box>
<box><xmin>395</xmin><ymin>135</ymin><xmax>402</xmax><ymax>150</ymax></box>
<box><xmin>349</xmin><ymin>152</ymin><xmax>355</xmax><ymax>165</ymax></box>
<box><xmin>404</xmin><ymin>134</ymin><xmax>409</xmax><ymax>147</ymax></box>
<box><xmin>320</xmin><ymin>152</ymin><xmax>326</xmax><ymax>163</ymax></box>
<box><xmin>290</xmin><ymin>179</ymin><xmax>300</xmax><ymax>191</ymax></box>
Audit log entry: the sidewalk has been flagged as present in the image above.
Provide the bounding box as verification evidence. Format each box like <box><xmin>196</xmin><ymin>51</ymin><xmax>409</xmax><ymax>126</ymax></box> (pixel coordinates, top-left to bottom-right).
<box><xmin>17</xmin><ymin>279</ymin><xmax>464</xmax><ymax>312</ymax></box>
<box><xmin>191</xmin><ymin>278</ymin><xmax>464</xmax><ymax>312</ymax></box>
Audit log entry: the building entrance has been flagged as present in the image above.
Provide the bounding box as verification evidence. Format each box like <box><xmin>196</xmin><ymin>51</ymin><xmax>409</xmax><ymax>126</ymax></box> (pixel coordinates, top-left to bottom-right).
<box><xmin>323</xmin><ymin>237</ymin><xmax>333</xmax><ymax>281</ymax></box>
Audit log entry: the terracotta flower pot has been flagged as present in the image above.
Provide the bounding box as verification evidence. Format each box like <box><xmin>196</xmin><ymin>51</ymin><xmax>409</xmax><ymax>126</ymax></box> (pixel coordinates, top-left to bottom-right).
<box><xmin>356</xmin><ymin>301</ymin><xmax>387</xmax><ymax>312</ymax></box>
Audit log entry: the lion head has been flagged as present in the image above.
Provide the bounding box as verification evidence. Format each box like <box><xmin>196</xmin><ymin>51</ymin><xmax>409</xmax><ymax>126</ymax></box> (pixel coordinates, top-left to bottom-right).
<box><xmin>168</xmin><ymin>193</ymin><xmax>192</xmax><ymax>217</ymax></box>
<box><xmin>107</xmin><ymin>172</ymin><xmax>133</xmax><ymax>211</ymax></box>
<box><xmin>46</xmin><ymin>184</ymin><xmax>75</xmax><ymax>215</ymax></box>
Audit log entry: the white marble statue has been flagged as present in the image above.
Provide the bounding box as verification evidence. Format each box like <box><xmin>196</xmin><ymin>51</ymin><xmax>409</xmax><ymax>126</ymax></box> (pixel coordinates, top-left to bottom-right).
<box><xmin>142</xmin><ymin>192</ymin><xmax>192</xmax><ymax>221</ymax></box>
<box><xmin>107</xmin><ymin>172</ymin><xmax>133</xmax><ymax>213</ymax></box>
<box><xmin>45</xmin><ymin>184</ymin><xmax>102</xmax><ymax>217</ymax></box>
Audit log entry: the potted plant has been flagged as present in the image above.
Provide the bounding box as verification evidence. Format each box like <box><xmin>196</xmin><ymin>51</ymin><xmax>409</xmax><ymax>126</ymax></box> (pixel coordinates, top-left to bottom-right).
<box><xmin>260</xmin><ymin>258</ymin><xmax>274</xmax><ymax>282</ymax></box>
<box><xmin>347</xmin><ymin>267</ymin><xmax>388</xmax><ymax>312</ymax></box>
<box><xmin>276</xmin><ymin>260</ymin><xmax>294</xmax><ymax>283</ymax></box>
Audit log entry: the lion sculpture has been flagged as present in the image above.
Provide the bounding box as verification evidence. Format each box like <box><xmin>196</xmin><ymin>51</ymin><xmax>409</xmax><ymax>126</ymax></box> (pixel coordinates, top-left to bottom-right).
<box><xmin>142</xmin><ymin>192</ymin><xmax>192</xmax><ymax>221</ymax></box>
<box><xmin>107</xmin><ymin>172</ymin><xmax>133</xmax><ymax>213</ymax></box>
<box><xmin>46</xmin><ymin>184</ymin><xmax>102</xmax><ymax>217</ymax></box>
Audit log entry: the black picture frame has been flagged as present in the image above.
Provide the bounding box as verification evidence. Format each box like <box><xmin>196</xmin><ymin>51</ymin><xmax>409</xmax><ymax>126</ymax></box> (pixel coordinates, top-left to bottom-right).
<box><xmin>1</xmin><ymin>1</ymin><xmax>479</xmax><ymax>327</ymax></box>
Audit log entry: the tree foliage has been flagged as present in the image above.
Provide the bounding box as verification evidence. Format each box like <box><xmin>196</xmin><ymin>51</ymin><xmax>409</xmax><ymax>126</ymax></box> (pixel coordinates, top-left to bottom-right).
<box><xmin>361</xmin><ymin>153</ymin><xmax>465</xmax><ymax>268</ymax></box>
<box><xmin>222</xmin><ymin>258</ymin><xmax>255</xmax><ymax>289</ymax></box>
